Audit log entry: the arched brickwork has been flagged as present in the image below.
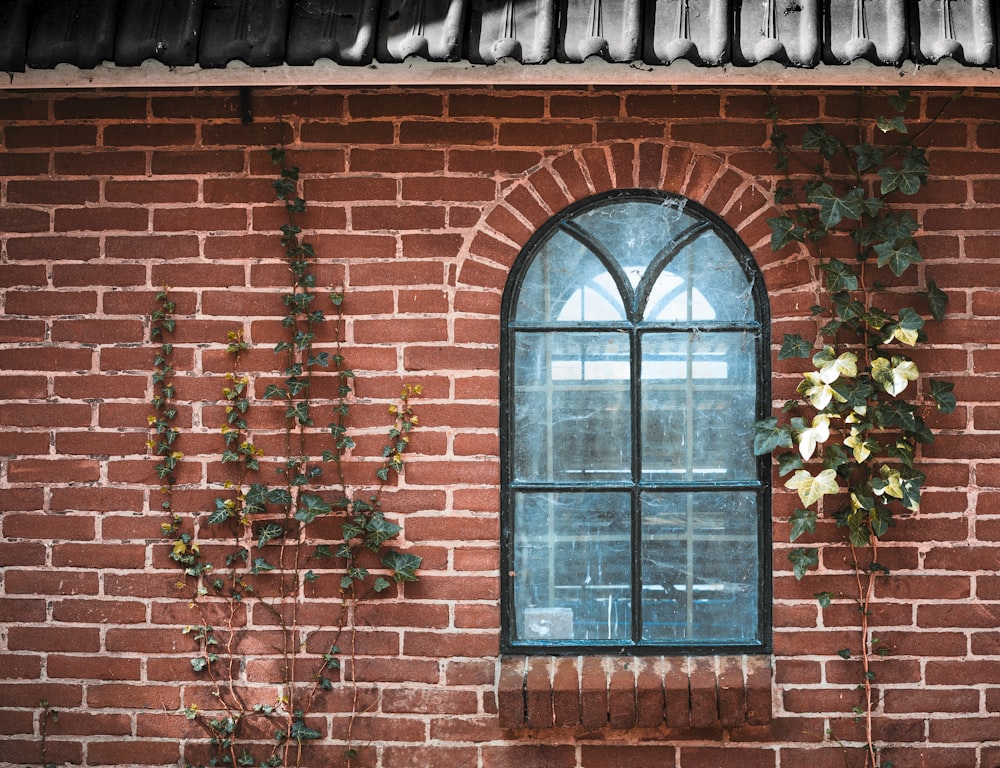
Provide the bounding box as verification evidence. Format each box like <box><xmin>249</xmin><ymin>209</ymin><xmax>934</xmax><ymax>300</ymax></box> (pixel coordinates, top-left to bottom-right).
<box><xmin>456</xmin><ymin>141</ymin><xmax>798</xmax><ymax>305</ymax></box>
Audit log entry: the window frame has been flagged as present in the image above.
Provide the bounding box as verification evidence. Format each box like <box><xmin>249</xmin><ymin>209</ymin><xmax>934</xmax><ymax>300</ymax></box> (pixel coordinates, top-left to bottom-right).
<box><xmin>499</xmin><ymin>188</ymin><xmax>772</xmax><ymax>656</ymax></box>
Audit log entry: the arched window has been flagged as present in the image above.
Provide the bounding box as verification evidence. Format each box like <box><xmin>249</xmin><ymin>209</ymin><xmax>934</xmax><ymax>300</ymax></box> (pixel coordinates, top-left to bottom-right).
<box><xmin>500</xmin><ymin>190</ymin><xmax>771</xmax><ymax>654</ymax></box>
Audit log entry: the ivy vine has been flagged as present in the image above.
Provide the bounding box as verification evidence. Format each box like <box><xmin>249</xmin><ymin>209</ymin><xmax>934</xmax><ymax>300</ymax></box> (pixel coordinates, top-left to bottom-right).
<box><xmin>755</xmin><ymin>89</ymin><xmax>959</xmax><ymax>767</ymax></box>
<box><xmin>153</xmin><ymin>149</ymin><xmax>423</xmax><ymax>768</ymax></box>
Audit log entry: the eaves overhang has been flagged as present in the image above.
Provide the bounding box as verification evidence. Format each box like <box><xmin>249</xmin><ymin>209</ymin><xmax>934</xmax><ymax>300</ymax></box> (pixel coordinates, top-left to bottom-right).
<box><xmin>4</xmin><ymin>57</ymin><xmax>1000</xmax><ymax>90</ymax></box>
<box><xmin>2</xmin><ymin>0</ymin><xmax>1000</xmax><ymax>91</ymax></box>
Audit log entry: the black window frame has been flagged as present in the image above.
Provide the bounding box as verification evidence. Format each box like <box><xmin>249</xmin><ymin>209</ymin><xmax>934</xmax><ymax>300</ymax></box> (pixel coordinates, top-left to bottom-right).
<box><xmin>499</xmin><ymin>188</ymin><xmax>772</xmax><ymax>656</ymax></box>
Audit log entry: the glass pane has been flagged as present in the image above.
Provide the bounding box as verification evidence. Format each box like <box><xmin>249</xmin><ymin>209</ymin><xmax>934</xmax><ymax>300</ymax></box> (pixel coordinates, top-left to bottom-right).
<box><xmin>514</xmin><ymin>231</ymin><xmax>626</xmax><ymax>323</ymax></box>
<box><xmin>574</xmin><ymin>198</ymin><xmax>698</xmax><ymax>282</ymax></box>
<box><xmin>514</xmin><ymin>331</ymin><xmax>631</xmax><ymax>482</ymax></box>
<box><xmin>513</xmin><ymin>491</ymin><xmax>631</xmax><ymax>643</ymax></box>
<box><xmin>640</xmin><ymin>331</ymin><xmax>757</xmax><ymax>481</ymax></box>
<box><xmin>644</xmin><ymin>230</ymin><xmax>753</xmax><ymax>323</ymax></box>
<box><xmin>640</xmin><ymin>491</ymin><xmax>759</xmax><ymax>643</ymax></box>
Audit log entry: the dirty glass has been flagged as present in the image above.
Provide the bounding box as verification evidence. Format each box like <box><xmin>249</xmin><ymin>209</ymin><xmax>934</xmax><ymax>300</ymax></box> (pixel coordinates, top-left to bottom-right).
<box><xmin>641</xmin><ymin>331</ymin><xmax>758</xmax><ymax>482</ymax></box>
<box><xmin>513</xmin><ymin>331</ymin><xmax>631</xmax><ymax>482</ymax></box>
<box><xmin>640</xmin><ymin>492</ymin><xmax>760</xmax><ymax>643</ymax></box>
<box><xmin>512</xmin><ymin>491</ymin><xmax>631</xmax><ymax>643</ymax></box>
<box><xmin>505</xmin><ymin>191</ymin><xmax>766</xmax><ymax>652</ymax></box>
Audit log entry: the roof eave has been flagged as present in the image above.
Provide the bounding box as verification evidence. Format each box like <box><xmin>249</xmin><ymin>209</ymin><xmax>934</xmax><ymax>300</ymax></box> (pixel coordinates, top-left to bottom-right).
<box><xmin>3</xmin><ymin>57</ymin><xmax>999</xmax><ymax>90</ymax></box>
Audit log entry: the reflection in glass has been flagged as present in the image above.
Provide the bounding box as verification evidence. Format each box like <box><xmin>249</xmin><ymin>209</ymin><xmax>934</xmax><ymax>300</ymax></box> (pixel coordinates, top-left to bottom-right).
<box><xmin>513</xmin><ymin>491</ymin><xmax>632</xmax><ymax>643</ymax></box>
<box><xmin>641</xmin><ymin>492</ymin><xmax>759</xmax><ymax>643</ymax></box>
<box><xmin>514</xmin><ymin>332</ymin><xmax>631</xmax><ymax>482</ymax></box>
<box><xmin>515</xmin><ymin>231</ymin><xmax>626</xmax><ymax>323</ymax></box>
<box><xmin>641</xmin><ymin>332</ymin><xmax>757</xmax><ymax>482</ymax></box>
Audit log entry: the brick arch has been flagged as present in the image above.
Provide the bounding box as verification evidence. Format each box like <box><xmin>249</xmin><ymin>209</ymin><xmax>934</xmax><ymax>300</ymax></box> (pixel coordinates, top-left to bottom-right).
<box><xmin>455</xmin><ymin>141</ymin><xmax>793</xmax><ymax>306</ymax></box>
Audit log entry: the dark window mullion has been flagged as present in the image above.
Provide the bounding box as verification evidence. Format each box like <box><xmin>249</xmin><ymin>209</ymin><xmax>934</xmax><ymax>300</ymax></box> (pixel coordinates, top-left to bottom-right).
<box><xmin>631</xmin><ymin>326</ymin><xmax>643</xmax><ymax>645</ymax></box>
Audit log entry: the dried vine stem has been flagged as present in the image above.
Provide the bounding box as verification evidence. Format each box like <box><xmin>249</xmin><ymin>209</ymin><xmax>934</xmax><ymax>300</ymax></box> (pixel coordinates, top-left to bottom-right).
<box><xmin>154</xmin><ymin>151</ymin><xmax>423</xmax><ymax>768</ymax></box>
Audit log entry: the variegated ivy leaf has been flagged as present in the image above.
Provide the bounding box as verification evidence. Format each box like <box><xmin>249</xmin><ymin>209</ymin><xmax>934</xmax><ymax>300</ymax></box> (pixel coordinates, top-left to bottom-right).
<box><xmin>885</xmin><ymin>307</ymin><xmax>924</xmax><ymax>346</ymax></box>
<box><xmin>798</xmin><ymin>414</ymin><xmax>831</xmax><ymax>461</ymax></box>
<box><xmin>872</xmin><ymin>466</ymin><xmax>905</xmax><ymax>500</ymax></box>
<box><xmin>844</xmin><ymin>426</ymin><xmax>872</xmax><ymax>463</ymax></box>
<box><xmin>871</xmin><ymin>356</ymin><xmax>919</xmax><ymax>396</ymax></box>
<box><xmin>785</xmin><ymin>468</ymin><xmax>840</xmax><ymax>508</ymax></box>
<box><xmin>798</xmin><ymin>371</ymin><xmax>847</xmax><ymax>410</ymax></box>
<box><xmin>813</xmin><ymin>345</ymin><xmax>858</xmax><ymax>384</ymax></box>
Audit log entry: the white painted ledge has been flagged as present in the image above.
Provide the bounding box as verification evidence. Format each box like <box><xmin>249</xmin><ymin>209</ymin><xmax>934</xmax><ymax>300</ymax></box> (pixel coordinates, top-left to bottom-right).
<box><xmin>3</xmin><ymin>56</ymin><xmax>1000</xmax><ymax>90</ymax></box>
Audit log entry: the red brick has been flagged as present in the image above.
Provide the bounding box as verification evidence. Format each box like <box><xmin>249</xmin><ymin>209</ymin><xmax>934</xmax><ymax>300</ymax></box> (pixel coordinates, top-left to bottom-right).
<box><xmin>0</xmin><ymin>207</ymin><xmax>50</xmax><ymax>232</ymax></box>
<box><xmin>400</xmin><ymin>120</ymin><xmax>494</xmax><ymax>146</ymax></box>
<box><xmin>53</xmin><ymin>150</ymin><xmax>146</xmax><ymax>175</ymax></box>
<box><xmin>4</xmin><ymin>123</ymin><xmax>97</xmax><ymax>148</ymax></box>
<box><xmin>349</xmin><ymin>93</ymin><xmax>443</xmax><ymax>118</ymax></box>
<box><xmin>7</xmin><ymin>234</ymin><xmax>102</xmax><ymax>261</ymax></box>
<box><xmin>350</xmin><ymin>148</ymin><xmax>446</xmax><ymax>174</ymax></box>
<box><xmin>498</xmin><ymin>121</ymin><xmax>594</xmax><ymax>147</ymax></box>
<box><xmin>0</xmin><ymin>319</ymin><xmax>45</xmax><ymax>342</ymax></box>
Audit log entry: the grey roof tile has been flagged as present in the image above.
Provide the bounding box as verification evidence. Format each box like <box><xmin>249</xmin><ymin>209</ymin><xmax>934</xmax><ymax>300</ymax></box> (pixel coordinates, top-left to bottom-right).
<box><xmin>733</xmin><ymin>0</ymin><xmax>820</xmax><ymax>67</ymax></box>
<box><xmin>2</xmin><ymin>0</ymin><xmax>1000</xmax><ymax>76</ymax></box>
<box><xmin>27</xmin><ymin>0</ymin><xmax>124</xmax><ymax>69</ymax></box>
<box><xmin>467</xmin><ymin>0</ymin><xmax>554</xmax><ymax>63</ymax></box>
<box><xmin>376</xmin><ymin>0</ymin><xmax>468</xmax><ymax>61</ymax></box>
<box><xmin>912</xmin><ymin>0</ymin><xmax>995</xmax><ymax>66</ymax></box>
<box><xmin>0</xmin><ymin>0</ymin><xmax>34</xmax><ymax>73</ymax></box>
<box><xmin>198</xmin><ymin>0</ymin><xmax>292</xmax><ymax>67</ymax></box>
<box><xmin>643</xmin><ymin>0</ymin><xmax>730</xmax><ymax>66</ymax></box>
<box><xmin>285</xmin><ymin>0</ymin><xmax>381</xmax><ymax>65</ymax></box>
<box><xmin>824</xmin><ymin>0</ymin><xmax>907</xmax><ymax>65</ymax></box>
<box><xmin>115</xmin><ymin>0</ymin><xmax>204</xmax><ymax>66</ymax></box>
<box><xmin>556</xmin><ymin>0</ymin><xmax>642</xmax><ymax>62</ymax></box>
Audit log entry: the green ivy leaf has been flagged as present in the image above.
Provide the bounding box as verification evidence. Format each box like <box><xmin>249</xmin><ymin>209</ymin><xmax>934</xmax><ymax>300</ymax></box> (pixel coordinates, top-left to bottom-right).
<box><xmin>815</xmin><ymin>591</ymin><xmax>833</xmax><ymax>608</ymax></box>
<box><xmin>295</xmin><ymin>494</ymin><xmax>331</xmax><ymax>524</ymax></box>
<box><xmin>853</xmin><ymin>142</ymin><xmax>883</xmax><ymax>173</ymax></box>
<box><xmin>257</xmin><ymin>523</ymin><xmax>284</xmax><ymax>548</ymax></box>
<box><xmin>876</xmin><ymin>115</ymin><xmax>907</xmax><ymax>135</ymax></box>
<box><xmin>289</xmin><ymin>720</ymin><xmax>323</xmax><ymax>742</ymax></box>
<box><xmin>788</xmin><ymin>547</ymin><xmax>819</xmax><ymax>580</ymax></box>
<box><xmin>876</xmin><ymin>400</ymin><xmax>919</xmax><ymax>431</ymax></box>
<box><xmin>878</xmin><ymin>163</ymin><xmax>921</xmax><ymax>196</ymax></box>
<box><xmin>789</xmin><ymin>508</ymin><xmax>817</xmax><ymax>542</ymax></box>
<box><xmin>887</xmin><ymin>88</ymin><xmax>913</xmax><ymax>112</ymax></box>
<box><xmin>870</xmin><ymin>505</ymin><xmax>894</xmax><ymax>538</ymax></box>
<box><xmin>821</xmin><ymin>259</ymin><xmax>859</xmax><ymax>293</ymax></box>
<box><xmin>925</xmin><ymin>281</ymin><xmax>948</xmax><ymax>322</ymax></box>
<box><xmin>930</xmin><ymin>379</ymin><xmax>956</xmax><ymax>414</ymax></box>
<box><xmin>874</xmin><ymin>239</ymin><xmax>922</xmax><ymax>276</ymax></box>
<box><xmin>768</xmin><ymin>216</ymin><xmax>808</xmax><ymax>252</ymax></box>
<box><xmin>287</xmin><ymin>401</ymin><xmax>312</xmax><ymax>426</ymax></box>
<box><xmin>372</xmin><ymin>576</ymin><xmax>392</xmax><ymax>593</ymax></box>
<box><xmin>779</xmin><ymin>334</ymin><xmax>814</xmax><ymax>359</ymax></box>
<box><xmin>208</xmin><ymin>498</ymin><xmax>234</xmax><ymax>525</ymax></box>
<box><xmin>382</xmin><ymin>550</ymin><xmax>422</xmax><ymax>583</ymax></box>
<box><xmin>267</xmin><ymin>488</ymin><xmax>292</xmax><ymax>506</ymax></box>
<box><xmin>885</xmin><ymin>307</ymin><xmax>925</xmax><ymax>346</ymax></box>
<box><xmin>363</xmin><ymin>512</ymin><xmax>402</xmax><ymax>551</ymax></box>
<box><xmin>753</xmin><ymin>417</ymin><xmax>793</xmax><ymax>456</ymax></box>
<box><xmin>777</xmin><ymin>452</ymin><xmax>804</xmax><ymax>477</ymax></box>
<box><xmin>803</xmin><ymin>125</ymin><xmax>843</xmax><ymax>159</ymax></box>
<box><xmin>809</xmin><ymin>184</ymin><xmax>865</xmax><ymax>228</ymax></box>
<box><xmin>252</xmin><ymin>557</ymin><xmax>276</xmax><ymax>573</ymax></box>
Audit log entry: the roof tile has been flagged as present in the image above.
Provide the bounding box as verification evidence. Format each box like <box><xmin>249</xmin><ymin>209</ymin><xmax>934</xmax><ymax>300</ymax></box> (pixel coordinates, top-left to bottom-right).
<box><xmin>1</xmin><ymin>0</ymin><xmax>999</xmax><ymax>79</ymax></box>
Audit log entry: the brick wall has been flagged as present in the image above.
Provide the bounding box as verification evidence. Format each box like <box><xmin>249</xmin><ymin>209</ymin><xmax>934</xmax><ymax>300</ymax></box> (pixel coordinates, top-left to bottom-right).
<box><xmin>1</xmin><ymin>85</ymin><xmax>999</xmax><ymax>767</ymax></box>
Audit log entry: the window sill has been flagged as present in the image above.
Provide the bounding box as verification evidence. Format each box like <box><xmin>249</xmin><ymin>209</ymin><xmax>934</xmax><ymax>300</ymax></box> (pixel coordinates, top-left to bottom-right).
<box><xmin>497</xmin><ymin>654</ymin><xmax>772</xmax><ymax>730</ymax></box>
